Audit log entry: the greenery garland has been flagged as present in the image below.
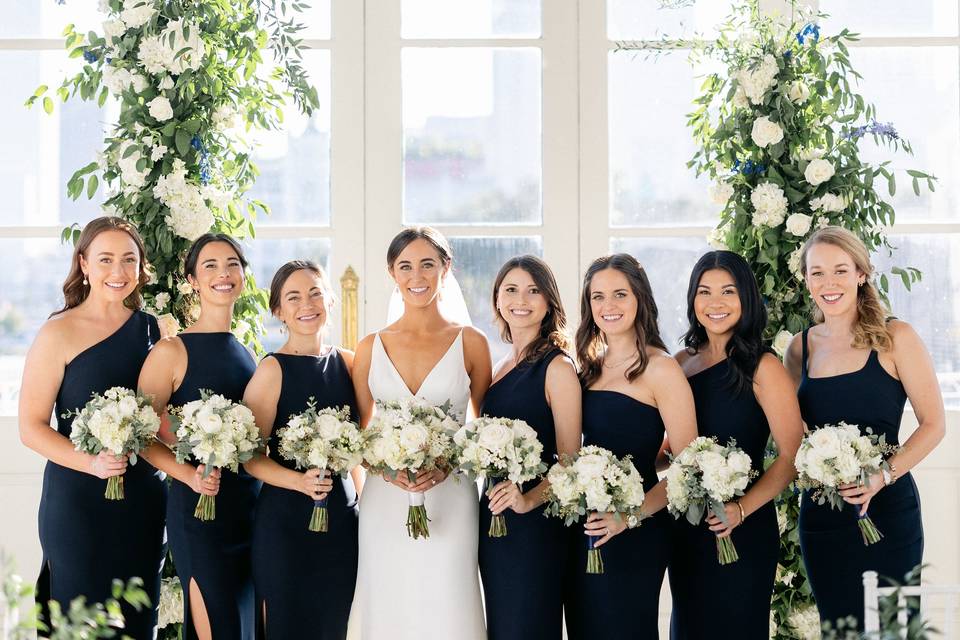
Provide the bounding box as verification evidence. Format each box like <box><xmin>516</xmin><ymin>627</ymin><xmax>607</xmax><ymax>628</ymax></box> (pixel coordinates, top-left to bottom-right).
<box><xmin>622</xmin><ymin>2</ymin><xmax>934</xmax><ymax>637</ymax></box>
<box><xmin>28</xmin><ymin>0</ymin><xmax>319</xmax><ymax>352</ymax></box>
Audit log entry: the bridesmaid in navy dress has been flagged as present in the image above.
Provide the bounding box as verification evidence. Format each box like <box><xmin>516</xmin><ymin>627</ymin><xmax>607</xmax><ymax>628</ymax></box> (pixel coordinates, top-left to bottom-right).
<box><xmin>668</xmin><ymin>251</ymin><xmax>802</xmax><ymax>640</ymax></box>
<box><xmin>243</xmin><ymin>260</ymin><xmax>359</xmax><ymax>639</ymax></box>
<box><xmin>19</xmin><ymin>217</ymin><xmax>166</xmax><ymax>639</ymax></box>
<box><xmin>139</xmin><ymin>234</ymin><xmax>259</xmax><ymax>640</ymax></box>
<box><xmin>565</xmin><ymin>254</ymin><xmax>697</xmax><ymax>640</ymax></box>
<box><xmin>479</xmin><ymin>256</ymin><xmax>582</xmax><ymax>640</ymax></box>
<box><xmin>785</xmin><ymin>227</ymin><xmax>944</xmax><ymax>629</ymax></box>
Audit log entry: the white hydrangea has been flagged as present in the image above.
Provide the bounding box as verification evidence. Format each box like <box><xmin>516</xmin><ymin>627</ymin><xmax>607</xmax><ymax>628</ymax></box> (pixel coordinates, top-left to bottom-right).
<box><xmin>102</xmin><ymin>65</ymin><xmax>132</xmax><ymax>94</ymax></box>
<box><xmin>154</xmin><ymin>160</ymin><xmax>215</xmax><ymax>240</ymax></box>
<box><xmin>788</xmin><ymin>248</ymin><xmax>804</xmax><ymax>281</ymax></box>
<box><xmin>732</xmin><ymin>85</ymin><xmax>750</xmax><ymax>109</ymax></box>
<box><xmin>750</xmin><ymin>116</ymin><xmax>784</xmax><ymax>148</ymax></box>
<box><xmin>805</xmin><ymin>158</ymin><xmax>835</xmax><ymax>186</ymax></box>
<box><xmin>785</xmin><ymin>212</ymin><xmax>813</xmax><ymax>236</ymax></box>
<box><xmin>115</xmin><ymin>140</ymin><xmax>150</xmax><ymax>189</ymax></box>
<box><xmin>157</xmin><ymin>577</ymin><xmax>183</xmax><ymax>628</ymax></box>
<box><xmin>735</xmin><ymin>53</ymin><xmax>780</xmax><ymax>105</ymax></box>
<box><xmin>120</xmin><ymin>0</ymin><xmax>155</xmax><ymax>29</ymax></box>
<box><xmin>787</xmin><ymin>605</ymin><xmax>822</xmax><ymax>640</ymax></box>
<box><xmin>750</xmin><ymin>182</ymin><xmax>788</xmax><ymax>227</ymax></box>
<box><xmin>809</xmin><ymin>193</ymin><xmax>846</xmax><ymax>213</ymax></box>
<box><xmin>102</xmin><ymin>19</ymin><xmax>127</xmax><ymax>41</ymax></box>
<box><xmin>706</xmin><ymin>225</ymin><xmax>728</xmax><ymax>250</ymax></box>
<box><xmin>708</xmin><ymin>181</ymin><xmax>734</xmax><ymax>206</ymax></box>
<box><xmin>137</xmin><ymin>35</ymin><xmax>172</xmax><ymax>75</ymax></box>
<box><xmin>163</xmin><ymin>19</ymin><xmax>206</xmax><ymax>74</ymax></box>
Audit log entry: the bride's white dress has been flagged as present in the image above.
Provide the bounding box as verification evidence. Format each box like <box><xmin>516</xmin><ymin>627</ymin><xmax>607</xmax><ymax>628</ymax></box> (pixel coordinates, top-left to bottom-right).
<box><xmin>355</xmin><ymin>330</ymin><xmax>486</xmax><ymax>639</ymax></box>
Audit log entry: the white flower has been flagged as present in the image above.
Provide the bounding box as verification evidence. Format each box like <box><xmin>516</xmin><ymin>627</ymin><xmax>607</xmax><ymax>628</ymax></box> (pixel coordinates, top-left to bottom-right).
<box><xmin>197</xmin><ymin>410</ymin><xmax>223</xmax><ymax>435</ymax></box>
<box><xmin>398</xmin><ymin>423</ymin><xmax>430</xmax><ymax>451</ymax></box>
<box><xmin>116</xmin><ymin>140</ymin><xmax>149</xmax><ymax>189</ymax></box>
<box><xmin>201</xmin><ymin>185</ymin><xmax>233</xmax><ymax>212</ymax></box>
<box><xmin>99</xmin><ymin>0</ymin><xmax>112</xmax><ymax>12</ymax></box>
<box><xmin>750</xmin><ymin>116</ymin><xmax>784</xmax><ymax>148</ymax></box>
<box><xmin>102</xmin><ymin>65</ymin><xmax>132</xmax><ymax>94</ymax></box>
<box><xmin>788</xmin><ymin>248</ymin><xmax>804</xmax><ymax>281</ymax></box>
<box><xmin>573</xmin><ymin>453</ymin><xmax>607</xmax><ymax>480</ymax></box>
<box><xmin>177</xmin><ymin>281</ymin><xmax>194</xmax><ymax>296</ymax></box>
<box><xmin>159</xmin><ymin>75</ymin><xmax>175</xmax><ymax>90</ymax></box>
<box><xmin>155</xmin><ymin>162</ymin><xmax>214</xmax><ymax>240</ymax></box>
<box><xmin>153</xmin><ymin>292</ymin><xmax>170</xmax><ymax>311</ymax></box>
<box><xmin>785</xmin><ymin>213</ymin><xmax>813</xmax><ymax>237</ymax></box>
<box><xmin>120</xmin><ymin>0</ymin><xmax>155</xmax><ymax>29</ymax></box>
<box><xmin>103</xmin><ymin>19</ymin><xmax>127</xmax><ymax>41</ymax></box>
<box><xmin>130</xmin><ymin>72</ymin><xmax>149</xmax><ymax>93</ymax></box>
<box><xmin>788</xmin><ymin>80</ymin><xmax>810</xmax><ymax>104</ymax></box>
<box><xmin>137</xmin><ymin>35</ymin><xmax>173</xmax><ymax>75</ymax></box>
<box><xmin>735</xmin><ymin>54</ymin><xmax>780</xmax><ymax>105</ymax></box>
<box><xmin>157</xmin><ymin>313</ymin><xmax>181</xmax><ymax>338</ymax></box>
<box><xmin>809</xmin><ymin>193</ymin><xmax>846</xmax><ymax>213</ymax></box>
<box><xmin>162</xmin><ymin>19</ymin><xmax>205</xmax><ymax>74</ymax></box>
<box><xmin>158</xmin><ymin>578</ymin><xmax>183</xmax><ymax>628</ymax></box>
<box><xmin>148</xmin><ymin>96</ymin><xmax>174</xmax><ymax>121</ymax></box>
<box><xmin>476</xmin><ymin>423</ymin><xmax>513</xmax><ymax>451</ymax></box>
<box><xmin>706</xmin><ymin>226</ymin><xmax>728</xmax><ymax>250</ymax></box>
<box><xmin>796</xmin><ymin>147</ymin><xmax>825</xmax><ymax>162</ymax></box>
<box><xmin>750</xmin><ymin>182</ymin><xmax>788</xmax><ymax>227</ymax></box>
<box><xmin>151</xmin><ymin>144</ymin><xmax>168</xmax><ymax>162</ymax></box>
<box><xmin>212</xmin><ymin>104</ymin><xmax>239</xmax><ymax>130</ymax></box>
<box><xmin>787</xmin><ymin>605</ymin><xmax>822</xmax><ymax>640</ymax></box>
<box><xmin>772</xmin><ymin>330</ymin><xmax>793</xmax><ymax>358</ymax></box>
<box><xmin>708</xmin><ymin>181</ymin><xmax>734</xmax><ymax>206</ymax></box>
<box><xmin>732</xmin><ymin>85</ymin><xmax>750</xmax><ymax>109</ymax></box>
<box><xmin>805</xmin><ymin>158</ymin><xmax>835</xmax><ymax>186</ymax></box>
<box><xmin>316</xmin><ymin>413</ymin><xmax>344</xmax><ymax>441</ymax></box>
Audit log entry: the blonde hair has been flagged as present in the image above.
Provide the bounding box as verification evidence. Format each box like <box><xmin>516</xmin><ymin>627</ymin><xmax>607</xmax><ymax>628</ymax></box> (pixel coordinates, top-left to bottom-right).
<box><xmin>800</xmin><ymin>226</ymin><xmax>892</xmax><ymax>351</ymax></box>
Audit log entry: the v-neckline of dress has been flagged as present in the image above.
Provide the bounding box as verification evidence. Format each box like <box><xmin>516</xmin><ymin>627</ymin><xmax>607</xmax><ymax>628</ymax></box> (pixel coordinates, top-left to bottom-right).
<box><xmin>376</xmin><ymin>330</ymin><xmax>463</xmax><ymax>397</ymax></box>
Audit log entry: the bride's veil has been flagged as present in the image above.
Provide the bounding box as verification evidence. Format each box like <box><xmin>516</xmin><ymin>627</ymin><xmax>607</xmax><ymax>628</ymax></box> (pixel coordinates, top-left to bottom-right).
<box><xmin>386</xmin><ymin>273</ymin><xmax>473</xmax><ymax>327</ymax></box>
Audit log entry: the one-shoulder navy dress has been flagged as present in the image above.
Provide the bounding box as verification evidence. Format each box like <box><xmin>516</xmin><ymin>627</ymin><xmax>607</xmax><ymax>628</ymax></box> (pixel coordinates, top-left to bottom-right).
<box><xmin>564</xmin><ymin>390</ymin><xmax>670</xmax><ymax>640</ymax></box>
<box><xmin>38</xmin><ymin>310</ymin><xmax>166</xmax><ymax>640</ymax></box>
<box><xmin>166</xmin><ymin>332</ymin><xmax>258</xmax><ymax>640</ymax></box>
<box><xmin>668</xmin><ymin>359</ymin><xmax>779</xmax><ymax>639</ymax></box>
<box><xmin>798</xmin><ymin>329</ymin><xmax>923</xmax><ymax>630</ymax></box>
<box><xmin>479</xmin><ymin>349</ymin><xmax>566</xmax><ymax>640</ymax></box>
<box><xmin>251</xmin><ymin>350</ymin><xmax>359</xmax><ymax>639</ymax></box>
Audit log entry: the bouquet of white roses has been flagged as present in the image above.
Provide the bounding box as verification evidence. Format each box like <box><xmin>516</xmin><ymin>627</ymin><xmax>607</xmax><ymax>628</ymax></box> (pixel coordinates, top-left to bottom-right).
<box><xmin>275</xmin><ymin>401</ymin><xmax>364</xmax><ymax>532</ymax></box>
<box><xmin>453</xmin><ymin>416</ymin><xmax>547</xmax><ymax>538</ymax></box>
<box><xmin>170</xmin><ymin>389</ymin><xmax>262</xmax><ymax>521</ymax></box>
<box><xmin>543</xmin><ymin>445</ymin><xmax>645</xmax><ymax>574</ymax></box>
<box><xmin>362</xmin><ymin>398</ymin><xmax>459</xmax><ymax>539</ymax></box>
<box><xmin>66</xmin><ymin>387</ymin><xmax>161</xmax><ymax>500</ymax></box>
<box><xmin>665</xmin><ymin>437</ymin><xmax>756</xmax><ymax>565</ymax></box>
<box><xmin>795</xmin><ymin>422</ymin><xmax>894</xmax><ymax>545</ymax></box>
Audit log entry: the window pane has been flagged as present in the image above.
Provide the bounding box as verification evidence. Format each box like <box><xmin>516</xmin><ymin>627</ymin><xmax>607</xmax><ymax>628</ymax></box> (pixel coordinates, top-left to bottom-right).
<box><xmin>609</xmin><ymin>52</ymin><xmax>714</xmax><ymax>226</ymax></box>
<box><xmin>246</xmin><ymin>51</ymin><xmax>332</xmax><ymax>226</ymax></box>
<box><xmin>607</xmin><ymin>0</ymin><xmax>732</xmax><ymax>40</ymax></box>
<box><xmin>874</xmin><ymin>235</ymin><xmax>960</xmax><ymax>409</ymax></box>
<box><xmin>0</xmin><ymin>52</ymin><xmax>109</xmax><ymax>227</ymax></box>
<box><xmin>402</xmin><ymin>0</ymin><xmax>540</xmax><ymax>39</ymax></box>
<box><xmin>301</xmin><ymin>0</ymin><xmax>332</xmax><ymax>40</ymax></box>
<box><xmin>847</xmin><ymin>47</ymin><xmax>959</xmax><ymax>221</ymax></box>
<box><xmin>0</xmin><ymin>238</ymin><xmax>73</xmax><ymax>415</ymax></box>
<box><xmin>244</xmin><ymin>237</ymin><xmax>333</xmax><ymax>352</ymax></box>
<box><xmin>403</xmin><ymin>48</ymin><xmax>542</xmax><ymax>225</ymax></box>
<box><xmin>448</xmin><ymin>236</ymin><xmax>542</xmax><ymax>361</ymax></box>
<box><xmin>821</xmin><ymin>1</ymin><xmax>958</xmax><ymax>37</ymax></box>
<box><xmin>610</xmin><ymin>236</ymin><xmax>708</xmax><ymax>351</ymax></box>
<box><xmin>0</xmin><ymin>3</ymin><xmax>102</xmax><ymax>38</ymax></box>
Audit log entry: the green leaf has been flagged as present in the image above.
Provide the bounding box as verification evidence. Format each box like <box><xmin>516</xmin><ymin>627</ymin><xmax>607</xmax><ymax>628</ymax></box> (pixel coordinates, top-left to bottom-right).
<box><xmin>175</xmin><ymin>128</ymin><xmax>191</xmax><ymax>156</ymax></box>
<box><xmin>86</xmin><ymin>175</ymin><xmax>99</xmax><ymax>199</ymax></box>
<box><xmin>42</xmin><ymin>96</ymin><xmax>54</xmax><ymax>114</ymax></box>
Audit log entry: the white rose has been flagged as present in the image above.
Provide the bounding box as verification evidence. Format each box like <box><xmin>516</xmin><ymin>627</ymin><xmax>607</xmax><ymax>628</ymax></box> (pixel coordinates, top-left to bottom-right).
<box><xmin>751</xmin><ymin>116</ymin><xmax>784</xmax><ymax>148</ymax></box>
<box><xmin>573</xmin><ymin>454</ymin><xmax>608</xmax><ymax>480</ymax></box>
<box><xmin>732</xmin><ymin>85</ymin><xmax>750</xmax><ymax>109</ymax></box>
<box><xmin>787</xmin><ymin>80</ymin><xmax>810</xmax><ymax>104</ymax></box>
<box><xmin>398</xmin><ymin>423</ymin><xmax>430</xmax><ymax>452</ymax></box>
<box><xmin>809</xmin><ymin>193</ymin><xmax>845</xmax><ymax>213</ymax></box>
<box><xmin>103</xmin><ymin>19</ymin><xmax>127</xmax><ymax>41</ymax></box>
<box><xmin>317</xmin><ymin>414</ymin><xmax>344</xmax><ymax>441</ymax></box>
<box><xmin>804</xmin><ymin>158</ymin><xmax>835</xmax><ymax>186</ymax></box>
<box><xmin>708</xmin><ymin>181</ymin><xmax>734</xmax><ymax>206</ymax></box>
<box><xmin>130</xmin><ymin>73</ymin><xmax>149</xmax><ymax>93</ymax></box>
<box><xmin>120</xmin><ymin>0</ymin><xmax>155</xmax><ymax>29</ymax></box>
<box><xmin>785</xmin><ymin>213</ymin><xmax>813</xmax><ymax>236</ymax></box>
<box><xmin>102</xmin><ymin>65</ymin><xmax>132</xmax><ymax>94</ymax></box>
<box><xmin>477</xmin><ymin>423</ymin><xmax>513</xmax><ymax>452</ymax></box>
<box><xmin>750</xmin><ymin>182</ymin><xmax>788</xmax><ymax>227</ymax></box>
<box><xmin>153</xmin><ymin>292</ymin><xmax>170</xmax><ymax>310</ymax></box>
<box><xmin>159</xmin><ymin>75</ymin><xmax>175</xmax><ymax>90</ymax></box>
<box><xmin>148</xmin><ymin>96</ymin><xmax>174</xmax><ymax>121</ymax></box>
<box><xmin>197</xmin><ymin>411</ymin><xmax>223</xmax><ymax>434</ymax></box>
<box><xmin>772</xmin><ymin>330</ymin><xmax>792</xmax><ymax>357</ymax></box>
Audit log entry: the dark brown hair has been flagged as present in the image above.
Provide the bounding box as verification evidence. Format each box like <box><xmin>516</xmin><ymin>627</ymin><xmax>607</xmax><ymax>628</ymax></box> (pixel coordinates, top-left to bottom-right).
<box><xmin>268</xmin><ymin>259</ymin><xmax>333</xmax><ymax>315</ymax></box>
<box><xmin>492</xmin><ymin>255</ymin><xmax>571</xmax><ymax>363</ymax></box>
<box><xmin>386</xmin><ymin>226</ymin><xmax>453</xmax><ymax>270</ymax></box>
<box><xmin>183</xmin><ymin>233</ymin><xmax>248</xmax><ymax>278</ymax></box>
<box><xmin>51</xmin><ymin>216</ymin><xmax>150</xmax><ymax>317</ymax></box>
<box><xmin>575</xmin><ymin>253</ymin><xmax>666</xmax><ymax>388</ymax></box>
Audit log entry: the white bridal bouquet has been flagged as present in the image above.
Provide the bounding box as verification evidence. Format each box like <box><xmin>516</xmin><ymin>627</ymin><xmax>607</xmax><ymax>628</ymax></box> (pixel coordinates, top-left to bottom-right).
<box><xmin>362</xmin><ymin>398</ymin><xmax>460</xmax><ymax>539</ymax></box>
<box><xmin>275</xmin><ymin>402</ymin><xmax>364</xmax><ymax>532</ymax></box>
<box><xmin>453</xmin><ymin>416</ymin><xmax>547</xmax><ymax>537</ymax></box>
<box><xmin>66</xmin><ymin>387</ymin><xmax>161</xmax><ymax>500</ymax></box>
<box><xmin>665</xmin><ymin>437</ymin><xmax>756</xmax><ymax>565</ymax></box>
<box><xmin>171</xmin><ymin>390</ymin><xmax>262</xmax><ymax>521</ymax></box>
<box><xmin>543</xmin><ymin>445</ymin><xmax>646</xmax><ymax>574</ymax></box>
<box><xmin>795</xmin><ymin>422</ymin><xmax>894</xmax><ymax>545</ymax></box>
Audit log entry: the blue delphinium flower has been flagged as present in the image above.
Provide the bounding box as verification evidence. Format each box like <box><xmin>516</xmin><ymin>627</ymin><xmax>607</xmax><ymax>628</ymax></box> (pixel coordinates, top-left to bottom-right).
<box><xmin>733</xmin><ymin>159</ymin><xmax>766</xmax><ymax>176</ymax></box>
<box><xmin>83</xmin><ymin>50</ymin><xmax>98</xmax><ymax>63</ymax></box>
<box><xmin>844</xmin><ymin>119</ymin><xmax>899</xmax><ymax>142</ymax></box>
<box><xmin>796</xmin><ymin>23</ymin><xmax>820</xmax><ymax>45</ymax></box>
<box><xmin>190</xmin><ymin>135</ymin><xmax>203</xmax><ymax>151</ymax></box>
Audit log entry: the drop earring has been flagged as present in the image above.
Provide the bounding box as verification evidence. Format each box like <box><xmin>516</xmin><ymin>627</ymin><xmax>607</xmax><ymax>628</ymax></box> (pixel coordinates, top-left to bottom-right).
<box><xmin>82</xmin><ymin>275</ymin><xmax>88</xmax><ymax>286</ymax></box>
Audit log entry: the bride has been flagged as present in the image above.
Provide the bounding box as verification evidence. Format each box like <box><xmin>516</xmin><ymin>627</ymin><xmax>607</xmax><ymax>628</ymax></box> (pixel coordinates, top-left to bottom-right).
<box><xmin>351</xmin><ymin>226</ymin><xmax>492</xmax><ymax>639</ymax></box>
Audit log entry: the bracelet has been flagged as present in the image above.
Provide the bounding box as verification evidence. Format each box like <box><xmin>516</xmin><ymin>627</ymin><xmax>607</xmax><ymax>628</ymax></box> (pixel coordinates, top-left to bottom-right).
<box><xmin>888</xmin><ymin>461</ymin><xmax>899</xmax><ymax>485</ymax></box>
<box><xmin>736</xmin><ymin>500</ymin><xmax>745</xmax><ymax>525</ymax></box>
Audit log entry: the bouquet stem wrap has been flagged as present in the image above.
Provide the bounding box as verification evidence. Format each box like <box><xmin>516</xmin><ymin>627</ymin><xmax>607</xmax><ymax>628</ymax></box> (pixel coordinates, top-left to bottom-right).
<box><xmin>853</xmin><ymin>503</ymin><xmax>883</xmax><ymax>545</ymax></box>
<box><xmin>486</xmin><ymin>477</ymin><xmax>507</xmax><ymax>538</ymax></box>
<box><xmin>586</xmin><ymin>535</ymin><xmax>604</xmax><ymax>574</ymax></box>
<box><xmin>105</xmin><ymin>475</ymin><xmax>125</xmax><ymax>501</ymax></box>
<box><xmin>309</xmin><ymin>468</ymin><xmax>330</xmax><ymax>533</ymax></box>
<box><xmin>407</xmin><ymin>490</ymin><xmax>430</xmax><ymax>539</ymax></box>
<box><xmin>716</xmin><ymin>534</ymin><xmax>739</xmax><ymax>565</ymax></box>
<box><xmin>194</xmin><ymin>493</ymin><xmax>215</xmax><ymax>521</ymax></box>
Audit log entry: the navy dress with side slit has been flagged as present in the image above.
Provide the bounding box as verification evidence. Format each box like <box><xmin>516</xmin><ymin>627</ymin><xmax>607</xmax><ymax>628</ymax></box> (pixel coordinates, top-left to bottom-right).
<box><xmin>478</xmin><ymin>348</ymin><xmax>566</xmax><ymax>640</ymax></box>
<box><xmin>668</xmin><ymin>359</ymin><xmax>779</xmax><ymax>640</ymax></box>
<box><xmin>165</xmin><ymin>332</ymin><xmax>258</xmax><ymax>640</ymax></box>
<box><xmin>564</xmin><ymin>390</ymin><xmax>671</xmax><ymax>640</ymax></box>
<box><xmin>798</xmin><ymin>328</ymin><xmax>923</xmax><ymax>630</ymax></box>
<box><xmin>251</xmin><ymin>350</ymin><xmax>359</xmax><ymax>639</ymax></box>
<box><xmin>38</xmin><ymin>310</ymin><xmax>166</xmax><ymax>640</ymax></box>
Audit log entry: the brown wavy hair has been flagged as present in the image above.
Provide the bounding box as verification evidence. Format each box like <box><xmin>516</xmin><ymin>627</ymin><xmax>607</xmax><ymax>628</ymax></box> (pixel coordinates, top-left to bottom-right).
<box><xmin>50</xmin><ymin>216</ymin><xmax>149</xmax><ymax>318</ymax></box>
<box><xmin>800</xmin><ymin>226</ymin><xmax>893</xmax><ymax>351</ymax></box>
<box><xmin>576</xmin><ymin>253</ymin><xmax>666</xmax><ymax>388</ymax></box>
<box><xmin>491</xmin><ymin>255</ymin><xmax>571</xmax><ymax>364</ymax></box>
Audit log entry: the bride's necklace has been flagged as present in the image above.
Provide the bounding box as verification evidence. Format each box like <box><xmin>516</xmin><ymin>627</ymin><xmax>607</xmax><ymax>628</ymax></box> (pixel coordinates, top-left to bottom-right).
<box><xmin>602</xmin><ymin>351</ymin><xmax>639</xmax><ymax>369</ymax></box>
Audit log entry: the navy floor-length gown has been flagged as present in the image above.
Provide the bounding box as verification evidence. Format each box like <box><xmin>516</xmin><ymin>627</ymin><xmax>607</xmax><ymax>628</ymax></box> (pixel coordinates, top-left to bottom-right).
<box><xmin>564</xmin><ymin>390</ymin><xmax>671</xmax><ymax>640</ymax></box>
<box><xmin>668</xmin><ymin>359</ymin><xmax>779</xmax><ymax>639</ymax></box>
<box><xmin>798</xmin><ymin>329</ymin><xmax>923</xmax><ymax>630</ymax></box>
<box><xmin>38</xmin><ymin>310</ymin><xmax>166</xmax><ymax>640</ymax></box>
<box><xmin>478</xmin><ymin>348</ymin><xmax>566</xmax><ymax>640</ymax></box>
<box><xmin>165</xmin><ymin>332</ymin><xmax>258</xmax><ymax>640</ymax></box>
<box><xmin>251</xmin><ymin>350</ymin><xmax>359</xmax><ymax>639</ymax></box>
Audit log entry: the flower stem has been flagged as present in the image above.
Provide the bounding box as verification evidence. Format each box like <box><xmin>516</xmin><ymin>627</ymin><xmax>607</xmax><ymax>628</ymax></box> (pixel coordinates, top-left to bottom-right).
<box><xmin>407</xmin><ymin>505</ymin><xmax>430</xmax><ymax>539</ymax></box>
<box><xmin>488</xmin><ymin>514</ymin><xmax>507</xmax><ymax>538</ymax></box>
<box><xmin>716</xmin><ymin>535</ymin><xmax>740</xmax><ymax>565</ymax></box>
<box><xmin>309</xmin><ymin>495</ymin><xmax>329</xmax><ymax>532</ymax></box>
<box><xmin>194</xmin><ymin>494</ymin><xmax>215</xmax><ymax>521</ymax></box>
<box><xmin>586</xmin><ymin>535</ymin><xmax>604</xmax><ymax>574</ymax></box>
<box><xmin>857</xmin><ymin>513</ymin><xmax>884</xmax><ymax>545</ymax></box>
<box><xmin>105</xmin><ymin>475</ymin><xmax>124</xmax><ymax>500</ymax></box>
